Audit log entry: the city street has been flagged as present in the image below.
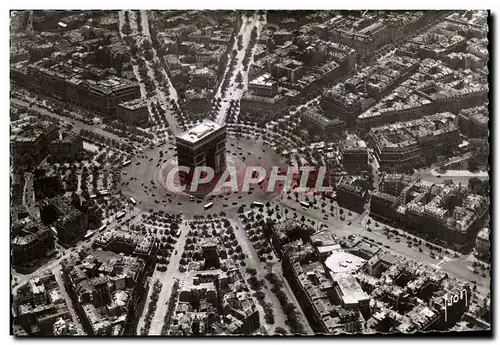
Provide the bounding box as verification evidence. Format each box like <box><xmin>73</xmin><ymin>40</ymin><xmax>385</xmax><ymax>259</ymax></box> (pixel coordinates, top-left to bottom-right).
<box><xmin>118</xmin><ymin>11</ymin><xmax>158</xmax><ymax>130</ymax></box>
<box><xmin>137</xmin><ymin>10</ymin><xmax>181</xmax><ymax>135</ymax></box>
<box><xmin>147</xmin><ymin>222</ymin><xmax>189</xmax><ymax>335</ymax></box>
<box><xmin>119</xmin><ymin>10</ymin><xmax>181</xmax><ymax>135</ymax></box>
<box><xmin>136</xmin><ymin>276</ymin><xmax>155</xmax><ymax>334</ymax></box>
<box><xmin>214</xmin><ymin>13</ymin><xmax>265</xmax><ymax>125</ymax></box>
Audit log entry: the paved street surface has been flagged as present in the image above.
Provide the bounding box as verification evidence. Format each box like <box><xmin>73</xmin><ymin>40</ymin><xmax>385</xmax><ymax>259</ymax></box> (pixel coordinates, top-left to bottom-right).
<box><xmin>148</xmin><ymin>223</ymin><xmax>189</xmax><ymax>335</ymax></box>
<box><xmin>136</xmin><ymin>276</ymin><xmax>155</xmax><ymax>334</ymax></box>
<box><xmin>215</xmin><ymin>13</ymin><xmax>265</xmax><ymax>125</ymax></box>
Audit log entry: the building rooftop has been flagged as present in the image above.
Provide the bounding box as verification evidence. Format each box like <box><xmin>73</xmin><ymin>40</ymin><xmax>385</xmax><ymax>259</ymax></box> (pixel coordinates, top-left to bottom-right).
<box><xmin>477</xmin><ymin>227</ymin><xmax>490</xmax><ymax>241</ymax></box>
<box><xmin>301</xmin><ymin>108</ymin><xmax>346</xmax><ymax>128</ymax></box>
<box><xmin>118</xmin><ymin>98</ymin><xmax>148</xmax><ymax>110</ymax></box>
<box><xmin>12</xmin><ymin>219</ymin><xmax>52</xmax><ymax>246</ymax></box>
<box><xmin>411</xmin><ymin>22</ymin><xmax>467</xmax><ymax>54</ymax></box>
<box><xmin>27</xmin><ymin>59</ymin><xmax>139</xmax><ymax>97</ymax></box>
<box><xmin>330</xmin><ymin>15</ymin><xmax>387</xmax><ymax>40</ymax></box>
<box><xmin>342</xmin><ymin>134</ymin><xmax>367</xmax><ymax>151</ymax></box>
<box><xmin>392</xmin><ymin>179</ymin><xmax>489</xmax><ymax>233</ymax></box>
<box><xmin>10</xmin><ymin>116</ymin><xmax>57</xmax><ymax>143</ymax></box>
<box><xmin>446</xmin><ymin>11</ymin><xmax>488</xmax><ymax>33</ymax></box>
<box><xmin>368</xmin><ymin>113</ymin><xmax>458</xmax><ymax>150</ymax></box>
<box><xmin>249</xmin><ymin>73</ymin><xmax>276</xmax><ymax>87</ymax></box>
<box><xmin>323</xmin><ymin>55</ymin><xmax>420</xmax><ymax>114</ymax></box>
<box><xmin>337</xmin><ymin>175</ymin><xmax>367</xmax><ymax>196</ymax></box>
<box><xmin>94</xmin><ymin>228</ymin><xmax>156</xmax><ymax>256</ymax></box>
<box><xmin>325</xmin><ymin>251</ymin><xmax>367</xmax><ymax>274</ymax></box>
<box><xmin>242</xmin><ymin>92</ymin><xmax>287</xmax><ymax>103</ymax></box>
<box><xmin>310</xmin><ymin>230</ymin><xmax>337</xmax><ymax>246</ymax></box>
<box><xmin>332</xmin><ymin>273</ymin><xmax>370</xmax><ymax>306</ymax></box>
<box><xmin>177</xmin><ymin>120</ymin><xmax>223</xmax><ymax>144</ymax></box>
<box><xmin>459</xmin><ymin>106</ymin><xmax>489</xmax><ymax>124</ymax></box>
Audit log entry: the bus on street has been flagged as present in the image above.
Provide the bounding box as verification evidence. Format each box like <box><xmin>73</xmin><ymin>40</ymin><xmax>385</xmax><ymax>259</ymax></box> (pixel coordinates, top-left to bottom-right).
<box><xmin>300</xmin><ymin>201</ymin><xmax>310</xmax><ymax>209</ymax></box>
<box><xmin>204</xmin><ymin>202</ymin><xmax>213</xmax><ymax>210</ymax></box>
<box><xmin>252</xmin><ymin>201</ymin><xmax>264</xmax><ymax>208</ymax></box>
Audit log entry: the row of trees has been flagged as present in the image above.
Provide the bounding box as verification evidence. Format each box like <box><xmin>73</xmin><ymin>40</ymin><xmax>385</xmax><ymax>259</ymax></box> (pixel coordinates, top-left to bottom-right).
<box><xmin>135</xmin><ymin>11</ymin><xmax>143</xmax><ymax>33</ymax></box>
<box><xmin>237</xmin><ymin>34</ymin><xmax>243</xmax><ymax>51</ymax></box>
<box><xmin>150</xmin><ymin>101</ymin><xmax>170</xmax><ymax>128</ymax></box>
<box><xmin>246</xmin><ymin>268</ymin><xmax>275</xmax><ymax>325</ymax></box>
<box><xmin>140</xmin><ymin>280</ymin><xmax>162</xmax><ymax>335</ymax></box>
<box><xmin>242</xmin><ymin>26</ymin><xmax>258</xmax><ymax>71</ymax></box>
<box><xmin>468</xmin><ymin>177</ymin><xmax>489</xmax><ymax>196</ymax></box>
<box><xmin>105</xmin><ymin>120</ymin><xmax>154</xmax><ymax>142</ymax></box>
<box><xmin>122</xmin><ymin>11</ymin><xmax>131</xmax><ymax>36</ymax></box>
<box><xmin>160</xmin><ymin>279</ymin><xmax>180</xmax><ymax>335</ymax></box>
<box><xmin>79</xmin><ymin>129</ymin><xmax>134</xmax><ymax>154</ymax></box>
<box><xmin>219</xmin><ymin>48</ymin><xmax>239</xmax><ymax>98</ymax></box>
<box><xmin>265</xmin><ymin>272</ymin><xmax>306</xmax><ymax>334</ymax></box>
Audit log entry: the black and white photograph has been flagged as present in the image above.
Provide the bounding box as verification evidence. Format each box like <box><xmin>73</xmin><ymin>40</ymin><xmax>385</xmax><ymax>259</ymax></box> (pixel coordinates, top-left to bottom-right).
<box><xmin>8</xmin><ymin>9</ymin><xmax>492</xmax><ymax>336</ymax></box>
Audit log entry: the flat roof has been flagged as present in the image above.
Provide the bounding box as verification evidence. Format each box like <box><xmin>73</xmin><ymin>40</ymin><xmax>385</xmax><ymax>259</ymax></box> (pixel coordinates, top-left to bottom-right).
<box><xmin>325</xmin><ymin>251</ymin><xmax>367</xmax><ymax>274</ymax></box>
<box><xmin>177</xmin><ymin>120</ymin><xmax>222</xmax><ymax>144</ymax></box>
<box><xmin>310</xmin><ymin>230</ymin><xmax>337</xmax><ymax>246</ymax></box>
<box><xmin>332</xmin><ymin>273</ymin><xmax>370</xmax><ymax>306</ymax></box>
<box><xmin>477</xmin><ymin>227</ymin><xmax>489</xmax><ymax>240</ymax></box>
<box><xmin>249</xmin><ymin>73</ymin><xmax>275</xmax><ymax>87</ymax></box>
